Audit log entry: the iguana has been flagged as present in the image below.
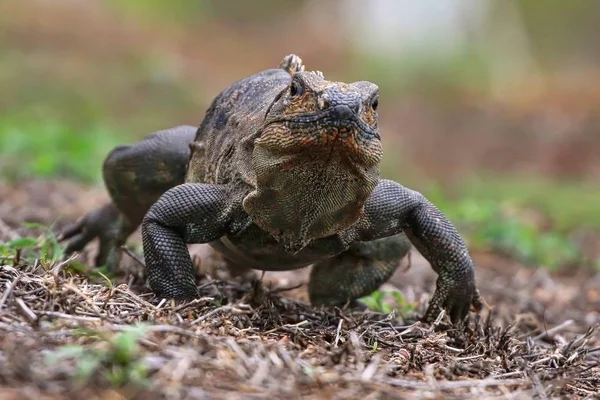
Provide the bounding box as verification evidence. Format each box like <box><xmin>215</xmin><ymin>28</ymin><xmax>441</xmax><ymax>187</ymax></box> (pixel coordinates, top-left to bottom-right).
<box><xmin>60</xmin><ymin>54</ymin><xmax>482</xmax><ymax>323</ymax></box>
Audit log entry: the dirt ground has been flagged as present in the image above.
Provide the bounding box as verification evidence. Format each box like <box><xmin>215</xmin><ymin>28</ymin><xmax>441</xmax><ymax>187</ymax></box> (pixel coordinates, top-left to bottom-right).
<box><xmin>0</xmin><ymin>180</ymin><xmax>599</xmax><ymax>399</ymax></box>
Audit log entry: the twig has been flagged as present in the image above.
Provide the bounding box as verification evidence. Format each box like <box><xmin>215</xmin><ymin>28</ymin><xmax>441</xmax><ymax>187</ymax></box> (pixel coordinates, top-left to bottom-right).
<box><xmin>114</xmin><ymin>288</ymin><xmax>158</xmax><ymax>311</ymax></box>
<box><xmin>587</xmin><ymin>346</ymin><xmax>600</xmax><ymax>354</ymax></box>
<box><xmin>429</xmin><ymin>309</ymin><xmax>446</xmax><ymax>330</ymax></box>
<box><xmin>15</xmin><ymin>298</ymin><xmax>37</xmax><ymax>323</ymax></box>
<box><xmin>350</xmin><ymin>331</ymin><xmax>364</xmax><ymax>370</ymax></box>
<box><xmin>121</xmin><ymin>245</ymin><xmax>146</xmax><ymax>268</ymax></box>
<box><xmin>226</xmin><ymin>337</ymin><xmax>251</xmax><ymax>371</ymax></box>
<box><xmin>263</xmin><ymin>320</ymin><xmax>310</xmax><ymax>334</ymax></box>
<box><xmin>38</xmin><ymin>311</ymin><xmax>102</xmax><ymax>323</ymax></box>
<box><xmin>443</xmin><ymin>345</ymin><xmax>464</xmax><ymax>353</ymax></box>
<box><xmin>249</xmin><ymin>357</ymin><xmax>271</xmax><ymax>385</ymax></box>
<box><xmin>361</xmin><ymin>353</ymin><xmax>381</xmax><ymax>381</ymax></box>
<box><xmin>173</xmin><ymin>297</ymin><xmax>215</xmax><ymax>312</ymax></box>
<box><xmin>532</xmin><ymin>319</ymin><xmax>574</xmax><ymax>341</ymax></box>
<box><xmin>384</xmin><ymin>377</ymin><xmax>526</xmax><ymax>390</ymax></box>
<box><xmin>0</xmin><ymin>274</ymin><xmax>21</xmax><ymax>309</ymax></box>
<box><xmin>156</xmin><ymin>298</ymin><xmax>167</xmax><ymax>309</ymax></box>
<box><xmin>396</xmin><ymin>321</ymin><xmax>421</xmax><ymax>337</ymax></box>
<box><xmin>424</xmin><ymin>364</ymin><xmax>440</xmax><ymax>393</ymax></box>
<box><xmin>455</xmin><ymin>354</ymin><xmax>484</xmax><ymax>361</ymax></box>
<box><xmin>63</xmin><ymin>281</ymin><xmax>102</xmax><ymax>315</ymax></box>
<box><xmin>334</xmin><ymin>318</ymin><xmax>344</xmax><ymax>347</ymax></box>
<box><xmin>268</xmin><ymin>351</ymin><xmax>284</xmax><ymax>369</ymax></box>
<box><xmin>269</xmin><ymin>282</ymin><xmax>304</xmax><ymax>294</ymax></box>
<box><xmin>566</xmin><ymin>384</ymin><xmax>598</xmax><ymax>396</ymax></box>
<box><xmin>402</xmin><ymin>250</ymin><xmax>412</xmax><ymax>272</ymax></box>
<box><xmin>189</xmin><ymin>305</ymin><xmax>235</xmax><ymax>325</ymax></box>
<box><xmin>530</xmin><ymin>356</ymin><xmax>554</xmax><ymax>366</ymax></box>
<box><xmin>494</xmin><ymin>370</ymin><xmax>526</xmax><ymax>379</ymax></box>
<box><xmin>527</xmin><ymin>368</ymin><xmax>549</xmax><ymax>400</ymax></box>
<box><xmin>50</xmin><ymin>253</ymin><xmax>79</xmax><ymax>276</ymax></box>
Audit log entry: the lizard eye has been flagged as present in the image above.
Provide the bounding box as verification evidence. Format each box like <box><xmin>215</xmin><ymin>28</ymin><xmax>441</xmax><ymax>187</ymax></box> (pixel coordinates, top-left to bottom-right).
<box><xmin>290</xmin><ymin>79</ymin><xmax>304</xmax><ymax>98</ymax></box>
<box><xmin>371</xmin><ymin>97</ymin><xmax>379</xmax><ymax>112</ymax></box>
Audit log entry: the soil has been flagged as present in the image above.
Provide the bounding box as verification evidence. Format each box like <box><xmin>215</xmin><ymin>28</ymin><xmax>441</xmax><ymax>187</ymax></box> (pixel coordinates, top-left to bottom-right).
<box><xmin>0</xmin><ymin>179</ymin><xmax>599</xmax><ymax>399</ymax></box>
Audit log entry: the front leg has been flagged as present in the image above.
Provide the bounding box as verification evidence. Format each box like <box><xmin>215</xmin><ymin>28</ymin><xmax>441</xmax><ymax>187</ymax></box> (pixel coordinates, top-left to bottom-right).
<box><xmin>142</xmin><ymin>183</ymin><xmax>245</xmax><ymax>299</ymax></box>
<box><xmin>357</xmin><ymin>179</ymin><xmax>482</xmax><ymax>323</ymax></box>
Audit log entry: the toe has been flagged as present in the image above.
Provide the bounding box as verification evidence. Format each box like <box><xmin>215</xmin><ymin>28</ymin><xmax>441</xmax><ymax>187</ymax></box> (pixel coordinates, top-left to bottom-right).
<box><xmin>63</xmin><ymin>231</ymin><xmax>95</xmax><ymax>254</ymax></box>
<box><xmin>58</xmin><ymin>220</ymin><xmax>85</xmax><ymax>241</ymax></box>
<box><xmin>449</xmin><ymin>300</ymin><xmax>469</xmax><ymax>324</ymax></box>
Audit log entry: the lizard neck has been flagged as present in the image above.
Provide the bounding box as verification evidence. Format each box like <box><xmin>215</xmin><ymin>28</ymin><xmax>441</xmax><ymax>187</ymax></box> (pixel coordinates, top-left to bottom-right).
<box><xmin>243</xmin><ymin>143</ymin><xmax>380</xmax><ymax>253</ymax></box>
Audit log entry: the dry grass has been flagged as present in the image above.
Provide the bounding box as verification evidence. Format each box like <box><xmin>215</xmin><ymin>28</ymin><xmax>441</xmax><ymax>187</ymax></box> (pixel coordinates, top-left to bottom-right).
<box><xmin>1</xmin><ymin>253</ymin><xmax>599</xmax><ymax>399</ymax></box>
<box><xmin>0</xmin><ymin>180</ymin><xmax>599</xmax><ymax>399</ymax></box>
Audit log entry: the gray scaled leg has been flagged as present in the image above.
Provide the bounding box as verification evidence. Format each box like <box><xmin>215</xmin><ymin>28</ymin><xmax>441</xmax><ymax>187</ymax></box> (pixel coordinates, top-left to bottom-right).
<box><xmin>308</xmin><ymin>233</ymin><xmax>412</xmax><ymax>306</ymax></box>
<box><xmin>353</xmin><ymin>179</ymin><xmax>482</xmax><ymax>323</ymax></box>
<box><xmin>141</xmin><ymin>183</ymin><xmax>247</xmax><ymax>299</ymax></box>
<box><xmin>59</xmin><ymin>126</ymin><xmax>197</xmax><ymax>270</ymax></box>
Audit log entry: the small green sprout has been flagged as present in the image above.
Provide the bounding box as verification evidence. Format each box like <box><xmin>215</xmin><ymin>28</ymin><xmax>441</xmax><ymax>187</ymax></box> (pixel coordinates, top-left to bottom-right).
<box><xmin>45</xmin><ymin>325</ymin><xmax>150</xmax><ymax>388</ymax></box>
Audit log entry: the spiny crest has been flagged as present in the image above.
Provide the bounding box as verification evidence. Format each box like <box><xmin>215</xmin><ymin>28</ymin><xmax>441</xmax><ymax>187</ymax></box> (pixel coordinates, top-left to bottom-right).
<box><xmin>279</xmin><ymin>54</ymin><xmax>324</xmax><ymax>79</ymax></box>
<box><xmin>279</xmin><ymin>54</ymin><xmax>304</xmax><ymax>75</ymax></box>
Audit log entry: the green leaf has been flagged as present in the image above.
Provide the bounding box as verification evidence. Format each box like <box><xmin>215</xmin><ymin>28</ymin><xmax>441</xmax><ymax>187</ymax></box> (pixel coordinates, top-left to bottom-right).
<box><xmin>75</xmin><ymin>354</ymin><xmax>104</xmax><ymax>382</ymax></box>
<box><xmin>21</xmin><ymin>222</ymin><xmax>44</xmax><ymax>229</ymax></box>
<box><xmin>111</xmin><ymin>326</ymin><xmax>146</xmax><ymax>364</ymax></box>
<box><xmin>6</xmin><ymin>237</ymin><xmax>38</xmax><ymax>249</ymax></box>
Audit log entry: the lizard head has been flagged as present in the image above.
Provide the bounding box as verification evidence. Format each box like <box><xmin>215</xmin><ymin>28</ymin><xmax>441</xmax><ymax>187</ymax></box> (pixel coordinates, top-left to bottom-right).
<box><xmin>243</xmin><ymin>59</ymin><xmax>384</xmax><ymax>253</ymax></box>
<box><xmin>258</xmin><ymin>69</ymin><xmax>383</xmax><ymax>168</ymax></box>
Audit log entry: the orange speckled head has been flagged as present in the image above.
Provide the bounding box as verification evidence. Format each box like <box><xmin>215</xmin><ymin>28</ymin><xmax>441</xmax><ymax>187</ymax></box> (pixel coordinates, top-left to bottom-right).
<box><xmin>257</xmin><ymin>71</ymin><xmax>382</xmax><ymax>167</ymax></box>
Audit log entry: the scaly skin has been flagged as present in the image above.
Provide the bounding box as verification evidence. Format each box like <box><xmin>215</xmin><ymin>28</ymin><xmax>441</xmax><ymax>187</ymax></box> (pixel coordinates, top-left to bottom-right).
<box><xmin>60</xmin><ymin>54</ymin><xmax>482</xmax><ymax>323</ymax></box>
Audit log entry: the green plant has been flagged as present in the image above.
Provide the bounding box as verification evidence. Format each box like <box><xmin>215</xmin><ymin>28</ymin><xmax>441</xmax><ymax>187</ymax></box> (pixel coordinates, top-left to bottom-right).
<box><xmin>0</xmin><ymin>222</ymin><xmax>116</xmax><ymax>282</ymax></box>
<box><xmin>360</xmin><ymin>289</ymin><xmax>415</xmax><ymax>317</ymax></box>
<box><xmin>457</xmin><ymin>176</ymin><xmax>600</xmax><ymax>232</ymax></box>
<box><xmin>0</xmin><ymin>222</ymin><xmax>64</xmax><ymax>266</ymax></box>
<box><xmin>0</xmin><ymin>116</ymin><xmax>126</xmax><ymax>183</ymax></box>
<box><xmin>45</xmin><ymin>325</ymin><xmax>150</xmax><ymax>388</ymax></box>
<box><xmin>65</xmin><ymin>262</ymin><xmax>117</xmax><ymax>283</ymax></box>
<box><xmin>425</xmin><ymin>185</ymin><xmax>587</xmax><ymax>270</ymax></box>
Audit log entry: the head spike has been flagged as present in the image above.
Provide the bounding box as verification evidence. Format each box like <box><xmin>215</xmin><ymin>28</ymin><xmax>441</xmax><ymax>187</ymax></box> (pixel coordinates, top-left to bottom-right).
<box><xmin>279</xmin><ymin>54</ymin><xmax>305</xmax><ymax>76</ymax></box>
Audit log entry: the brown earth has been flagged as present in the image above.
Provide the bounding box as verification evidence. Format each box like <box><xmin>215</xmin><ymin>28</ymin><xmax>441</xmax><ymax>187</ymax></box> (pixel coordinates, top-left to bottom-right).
<box><xmin>0</xmin><ymin>179</ymin><xmax>598</xmax><ymax>399</ymax></box>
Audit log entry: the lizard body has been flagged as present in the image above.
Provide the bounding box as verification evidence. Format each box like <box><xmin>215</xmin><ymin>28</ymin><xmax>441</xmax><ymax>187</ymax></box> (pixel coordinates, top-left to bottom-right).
<box><xmin>60</xmin><ymin>55</ymin><xmax>481</xmax><ymax>322</ymax></box>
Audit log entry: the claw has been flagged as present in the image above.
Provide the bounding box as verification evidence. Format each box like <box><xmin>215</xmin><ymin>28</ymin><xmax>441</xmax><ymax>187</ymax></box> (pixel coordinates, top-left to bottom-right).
<box><xmin>449</xmin><ymin>300</ymin><xmax>468</xmax><ymax>324</ymax></box>
<box><xmin>424</xmin><ymin>277</ymin><xmax>480</xmax><ymax>324</ymax></box>
<box><xmin>57</xmin><ymin>219</ymin><xmax>85</xmax><ymax>242</ymax></box>
<box><xmin>57</xmin><ymin>203</ymin><xmax>123</xmax><ymax>268</ymax></box>
<box><xmin>471</xmin><ymin>288</ymin><xmax>484</xmax><ymax>312</ymax></box>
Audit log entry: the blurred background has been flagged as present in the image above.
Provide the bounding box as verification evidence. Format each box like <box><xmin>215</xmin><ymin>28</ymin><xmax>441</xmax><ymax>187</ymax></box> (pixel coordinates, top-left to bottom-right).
<box><xmin>1</xmin><ymin>0</ymin><xmax>600</xmax><ymax>270</ymax></box>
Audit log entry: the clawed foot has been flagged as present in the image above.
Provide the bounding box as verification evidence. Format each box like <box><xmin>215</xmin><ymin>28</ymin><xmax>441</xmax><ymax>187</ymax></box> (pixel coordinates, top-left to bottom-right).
<box><xmin>58</xmin><ymin>203</ymin><xmax>121</xmax><ymax>267</ymax></box>
<box><xmin>423</xmin><ymin>276</ymin><xmax>483</xmax><ymax>324</ymax></box>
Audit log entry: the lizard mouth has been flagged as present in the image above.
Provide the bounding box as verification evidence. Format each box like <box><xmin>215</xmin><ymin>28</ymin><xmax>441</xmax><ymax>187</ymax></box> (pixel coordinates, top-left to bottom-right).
<box><xmin>269</xmin><ymin>105</ymin><xmax>380</xmax><ymax>141</ymax></box>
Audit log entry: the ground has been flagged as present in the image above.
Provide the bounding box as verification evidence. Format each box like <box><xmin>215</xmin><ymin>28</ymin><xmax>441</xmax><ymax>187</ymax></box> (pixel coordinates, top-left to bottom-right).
<box><xmin>0</xmin><ymin>180</ymin><xmax>599</xmax><ymax>399</ymax></box>
<box><xmin>2</xmin><ymin>1</ymin><xmax>600</xmax><ymax>398</ymax></box>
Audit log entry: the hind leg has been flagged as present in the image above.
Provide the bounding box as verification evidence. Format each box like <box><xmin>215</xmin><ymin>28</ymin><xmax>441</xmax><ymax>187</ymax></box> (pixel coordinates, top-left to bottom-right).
<box><xmin>59</xmin><ymin>125</ymin><xmax>197</xmax><ymax>270</ymax></box>
<box><xmin>308</xmin><ymin>233</ymin><xmax>412</xmax><ymax>306</ymax></box>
